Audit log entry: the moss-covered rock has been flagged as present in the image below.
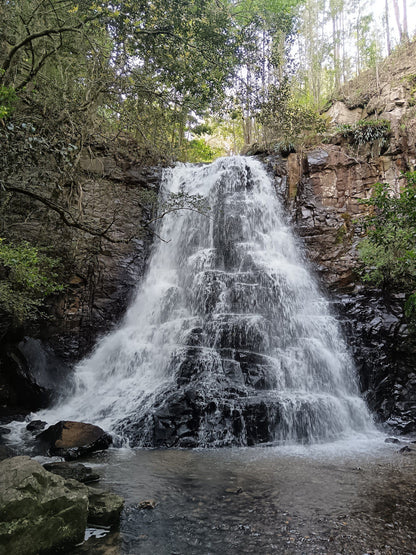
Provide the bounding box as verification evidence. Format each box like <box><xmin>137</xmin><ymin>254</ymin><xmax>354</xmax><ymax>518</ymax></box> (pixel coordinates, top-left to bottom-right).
<box><xmin>86</xmin><ymin>488</ymin><xmax>124</xmax><ymax>527</ymax></box>
<box><xmin>0</xmin><ymin>456</ymin><xmax>88</xmax><ymax>555</ymax></box>
<box><xmin>0</xmin><ymin>456</ymin><xmax>125</xmax><ymax>554</ymax></box>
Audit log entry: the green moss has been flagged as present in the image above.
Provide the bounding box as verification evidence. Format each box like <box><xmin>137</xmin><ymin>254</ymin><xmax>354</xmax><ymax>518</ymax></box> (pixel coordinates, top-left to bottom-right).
<box><xmin>335</xmin><ymin>225</ymin><xmax>346</xmax><ymax>244</ymax></box>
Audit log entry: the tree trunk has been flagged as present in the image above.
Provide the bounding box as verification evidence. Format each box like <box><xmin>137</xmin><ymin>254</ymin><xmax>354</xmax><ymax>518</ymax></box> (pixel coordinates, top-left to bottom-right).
<box><xmin>392</xmin><ymin>0</ymin><xmax>403</xmax><ymax>42</ymax></box>
<box><xmin>385</xmin><ymin>0</ymin><xmax>391</xmax><ymax>54</ymax></box>
<box><xmin>403</xmin><ymin>0</ymin><xmax>409</xmax><ymax>41</ymax></box>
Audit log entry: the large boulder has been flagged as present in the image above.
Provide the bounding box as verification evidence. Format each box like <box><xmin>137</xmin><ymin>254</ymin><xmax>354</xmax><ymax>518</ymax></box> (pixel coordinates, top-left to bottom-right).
<box><xmin>36</xmin><ymin>420</ymin><xmax>112</xmax><ymax>460</ymax></box>
<box><xmin>0</xmin><ymin>456</ymin><xmax>89</xmax><ymax>555</ymax></box>
<box><xmin>0</xmin><ymin>456</ymin><xmax>124</xmax><ymax>555</ymax></box>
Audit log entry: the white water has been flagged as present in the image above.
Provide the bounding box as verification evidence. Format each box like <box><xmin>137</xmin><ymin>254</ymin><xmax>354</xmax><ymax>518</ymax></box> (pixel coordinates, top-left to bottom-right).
<box><xmin>22</xmin><ymin>156</ymin><xmax>376</xmax><ymax>446</ymax></box>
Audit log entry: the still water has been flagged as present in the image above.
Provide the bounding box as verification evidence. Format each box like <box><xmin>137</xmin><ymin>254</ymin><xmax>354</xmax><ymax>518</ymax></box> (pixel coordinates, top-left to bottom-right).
<box><xmin>75</xmin><ymin>437</ymin><xmax>416</xmax><ymax>555</ymax></box>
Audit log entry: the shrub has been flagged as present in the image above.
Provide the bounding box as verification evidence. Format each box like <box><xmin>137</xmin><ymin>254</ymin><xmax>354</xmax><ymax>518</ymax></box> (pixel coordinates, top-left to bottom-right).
<box><xmin>0</xmin><ymin>239</ymin><xmax>64</xmax><ymax>323</ymax></box>
<box><xmin>336</xmin><ymin>119</ymin><xmax>391</xmax><ymax>145</ymax></box>
<box><xmin>358</xmin><ymin>172</ymin><xmax>416</xmax><ymax>322</ymax></box>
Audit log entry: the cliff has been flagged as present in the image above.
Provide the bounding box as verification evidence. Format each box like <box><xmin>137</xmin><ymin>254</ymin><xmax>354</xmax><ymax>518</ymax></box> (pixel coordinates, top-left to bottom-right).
<box><xmin>261</xmin><ymin>41</ymin><xmax>416</xmax><ymax>432</ymax></box>
<box><xmin>0</xmin><ymin>142</ymin><xmax>161</xmax><ymax>415</ymax></box>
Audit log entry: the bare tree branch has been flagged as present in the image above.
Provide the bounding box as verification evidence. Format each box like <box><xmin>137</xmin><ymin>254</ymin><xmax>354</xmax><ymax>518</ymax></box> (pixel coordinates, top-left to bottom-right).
<box><xmin>1</xmin><ymin>16</ymin><xmax>98</xmax><ymax>77</ymax></box>
<box><xmin>2</xmin><ymin>184</ymin><xmax>129</xmax><ymax>243</ymax></box>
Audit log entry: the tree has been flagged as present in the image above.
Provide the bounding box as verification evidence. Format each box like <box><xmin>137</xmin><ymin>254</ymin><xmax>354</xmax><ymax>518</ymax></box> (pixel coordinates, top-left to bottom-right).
<box><xmin>392</xmin><ymin>0</ymin><xmax>409</xmax><ymax>43</ymax></box>
<box><xmin>230</xmin><ymin>0</ymin><xmax>304</xmax><ymax>144</ymax></box>
<box><xmin>385</xmin><ymin>0</ymin><xmax>392</xmax><ymax>55</ymax></box>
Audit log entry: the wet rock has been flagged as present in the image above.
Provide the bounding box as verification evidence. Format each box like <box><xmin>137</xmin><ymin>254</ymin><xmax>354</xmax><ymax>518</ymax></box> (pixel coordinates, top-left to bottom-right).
<box><xmin>43</xmin><ymin>462</ymin><xmax>100</xmax><ymax>483</ymax></box>
<box><xmin>225</xmin><ymin>487</ymin><xmax>243</xmax><ymax>495</ymax></box>
<box><xmin>26</xmin><ymin>420</ymin><xmax>47</xmax><ymax>434</ymax></box>
<box><xmin>0</xmin><ymin>456</ymin><xmax>89</xmax><ymax>555</ymax></box>
<box><xmin>399</xmin><ymin>446</ymin><xmax>413</xmax><ymax>454</ymax></box>
<box><xmin>87</xmin><ymin>488</ymin><xmax>124</xmax><ymax>527</ymax></box>
<box><xmin>0</xmin><ymin>445</ymin><xmax>14</xmax><ymax>461</ymax></box>
<box><xmin>139</xmin><ymin>499</ymin><xmax>157</xmax><ymax>510</ymax></box>
<box><xmin>385</xmin><ymin>437</ymin><xmax>400</xmax><ymax>444</ymax></box>
<box><xmin>334</xmin><ymin>292</ymin><xmax>416</xmax><ymax>434</ymax></box>
<box><xmin>36</xmin><ymin>421</ymin><xmax>112</xmax><ymax>460</ymax></box>
<box><xmin>0</xmin><ymin>342</ymin><xmax>52</xmax><ymax>416</ymax></box>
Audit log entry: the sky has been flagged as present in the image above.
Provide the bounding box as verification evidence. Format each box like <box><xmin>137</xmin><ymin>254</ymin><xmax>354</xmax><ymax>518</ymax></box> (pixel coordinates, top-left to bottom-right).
<box><xmin>371</xmin><ymin>0</ymin><xmax>416</xmax><ymax>49</ymax></box>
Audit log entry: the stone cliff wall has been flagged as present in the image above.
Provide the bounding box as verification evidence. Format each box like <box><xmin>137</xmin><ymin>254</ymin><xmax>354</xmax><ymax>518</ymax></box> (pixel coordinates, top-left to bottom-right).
<box><xmin>0</xmin><ymin>147</ymin><xmax>161</xmax><ymax>415</ymax></box>
<box><xmin>261</xmin><ymin>63</ymin><xmax>416</xmax><ymax>433</ymax></box>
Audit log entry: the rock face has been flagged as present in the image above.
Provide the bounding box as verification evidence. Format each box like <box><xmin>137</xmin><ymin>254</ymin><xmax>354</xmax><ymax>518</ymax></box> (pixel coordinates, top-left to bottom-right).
<box><xmin>0</xmin><ymin>146</ymin><xmax>161</xmax><ymax>417</ymax></box>
<box><xmin>335</xmin><ymin>292</ymin><xmax>416</xmax><ymax>433</ymax></box>
<box><xmin>260</xmin><ymin>143</ymin><xmax>416</xmax><ymax>432</ymax></box>
<box><xmin>0</xmin><ymin>456</ymin><xmax>124</xmax><ymax>555</ymax></box>
<box><xmin>0</xmin><ymin>456</ymin><xmax>89</xmax><ymax>555</ymax></box>
<box><xmin>260</xmin><ymin>45</ymin><xmax>416</xmax><ymax>433</ymax></box>
<box><xmin>36</xmin><ymin>421</ymin><xmax>112</xmax><ymax>460</ymax></box>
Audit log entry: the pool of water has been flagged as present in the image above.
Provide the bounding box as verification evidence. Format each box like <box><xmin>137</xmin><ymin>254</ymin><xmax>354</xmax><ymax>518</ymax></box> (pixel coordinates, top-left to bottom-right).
<box><xmin>73</xmin><ymin>435</ymin><xmax>416</xmax><ymax>554</ymax></box>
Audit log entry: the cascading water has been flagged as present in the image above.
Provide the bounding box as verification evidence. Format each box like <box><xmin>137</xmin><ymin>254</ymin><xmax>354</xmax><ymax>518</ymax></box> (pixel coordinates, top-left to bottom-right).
<box><xmin>33</xmin><ymin>156</ymin><xmax>374</xmax><ymax>447</ymax></box>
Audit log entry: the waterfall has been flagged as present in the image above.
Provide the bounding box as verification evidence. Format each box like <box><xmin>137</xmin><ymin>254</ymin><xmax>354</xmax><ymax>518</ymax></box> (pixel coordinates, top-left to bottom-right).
<box><xmin>36</xmin><ymin>156</ymin><xmax>374</xmax><ymax>447</ymax></box>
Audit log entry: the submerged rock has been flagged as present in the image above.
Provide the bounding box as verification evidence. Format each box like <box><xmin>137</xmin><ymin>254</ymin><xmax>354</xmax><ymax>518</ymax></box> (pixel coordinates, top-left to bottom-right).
<box><xmin>139</xmin><ymin>499</ymin><xmax>157</xmax><ymax>510</ymax></box>
<box><xmin>0</xmin><ymin>456</ymin><xmax>124</xmax><ymax>555</ymax></box>
<box><xmin>0</xmin><ymin>456</ymin><xmax>89</xmax><ymax>555</ymax></box>
<box><xmin>36</xmin><ymin>420</ymin><xmax>112</xmax><ymax>460</ymax></box>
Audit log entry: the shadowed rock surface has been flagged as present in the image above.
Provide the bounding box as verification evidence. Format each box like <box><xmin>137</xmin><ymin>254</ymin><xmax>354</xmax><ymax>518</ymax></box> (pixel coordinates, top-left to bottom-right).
<box><xmin>43</xmin><ymin>462</ymin><xmax>100</xmax><ymax>483</ymax></box>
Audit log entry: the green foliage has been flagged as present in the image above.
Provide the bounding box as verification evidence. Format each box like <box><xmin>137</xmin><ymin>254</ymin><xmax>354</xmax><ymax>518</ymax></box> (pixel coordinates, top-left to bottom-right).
<box><xmin>0</xmin><ymin>239</ymin><xmax>64</xmax><ymax>323</ymax></box>
<box><xmin>0</xmin><ymin>0</ymin><xmax>244</xmax><ymax>161</ymax></box>
<box><xmin>403</xmin><ymin>74</ymin><xmax>416</xmax><ymax>107</ymax></box>
<box><xmin>181</xmin><ymin>138</ymin><xmax>223</xmax><ymax>163</ymax></box>
<box><xmin>0</xmin><ymin>84</ymin><xmax>17</xmax><ymax>120</ymax></box>
<box><xmin>358</xmin><ymin>172</ymin><xmax>416</xmax><ymax>322</ymax></box>
<box><xmin>258</xmin><ymin>80</ymin><xmax>327</xmax><ymax>149</ymax></box>
<box><xmin>336</xmin><ymin>119</ymin><xmax>391</xmax><ymax>145</ymax></box>
<box><xmin>192</xmin><ymin>124</ymin><xmax>214</xmax><ymax>136</ymax></box>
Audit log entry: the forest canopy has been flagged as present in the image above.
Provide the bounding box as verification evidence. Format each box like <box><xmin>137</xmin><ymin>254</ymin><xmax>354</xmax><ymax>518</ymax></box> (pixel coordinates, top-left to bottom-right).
<box><xmin>0</xmin><ymin>0</ymin><xmax>415</xmax><ymax>323</ymax></box>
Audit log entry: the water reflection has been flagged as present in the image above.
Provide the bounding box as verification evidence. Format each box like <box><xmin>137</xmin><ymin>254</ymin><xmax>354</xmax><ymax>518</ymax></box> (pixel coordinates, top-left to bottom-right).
<box><xmin>75</xmin><ymin>441</ymin><xmax>416</xmax><ymax>554</ymax></box>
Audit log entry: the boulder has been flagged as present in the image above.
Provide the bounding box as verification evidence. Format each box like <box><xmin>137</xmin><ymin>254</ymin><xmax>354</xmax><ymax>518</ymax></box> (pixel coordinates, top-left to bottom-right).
<box><xmin>0</xmin><ymin>456</ymin><xmax>124</xmax><ymax>555</ymax></box>
<box><xmin>86</xmin><ymin>488</ymin><xmax>124</xmax><ymax>527</ymax></box>
<box><xmin>0</xmin><ymin>456</ymin><xmax>89</xmax><ymax>555</ymax></box>
<box><xmin>43</xmin><ymin>462</ymin><xmax>100</xmax><ymax>484</ymax></box>
<box><xmin>26</xmin><ymin>420</ymin><xmax>47</xmax><ymax>434</ymax></box>
<box><xmin>0</xmin><ymin>445</ymin><xmax>14</xmax><ymax>462</ymax></box>
<box><xmin>36</xmin><ymin>421</ymin><xmax>112</xmax><ymax>460</ymax></box>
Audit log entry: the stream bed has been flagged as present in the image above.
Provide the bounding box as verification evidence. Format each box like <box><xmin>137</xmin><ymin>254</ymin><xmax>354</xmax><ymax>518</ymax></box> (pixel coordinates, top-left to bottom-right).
<box><xmin>73</xmin><ymin>436</ymin><xmax>416</xmax><ymax>555</ymax></box>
